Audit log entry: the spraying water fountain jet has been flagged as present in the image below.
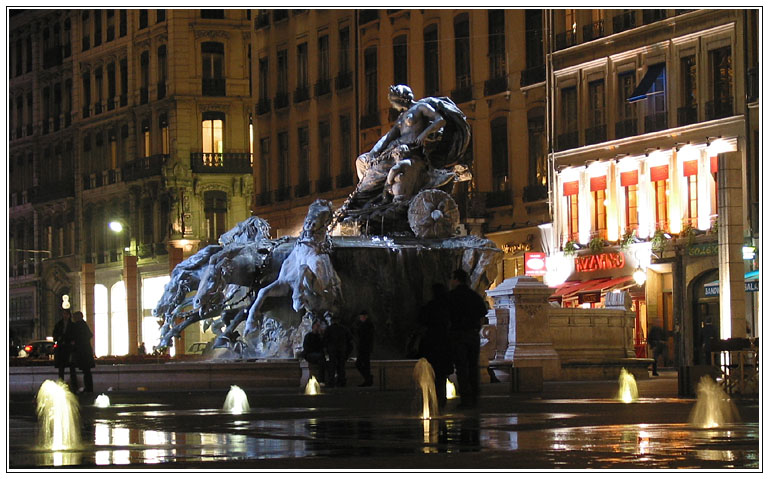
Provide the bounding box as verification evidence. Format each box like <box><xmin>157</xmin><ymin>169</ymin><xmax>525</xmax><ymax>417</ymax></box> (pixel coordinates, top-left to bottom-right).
<box><xmin>93</xmin><ymin>394</ymin><xmax>111</xmax><ymax>408</ymax></box>
<box><xmin>36</xmin><ymin>380</ymin><xmax>81</xmax><ymax>451</ymax></box>
<box><xmin>689</xmin><ymin>376</ymin><xmax>740</xmax><ymax>428</ymax></box>
<box><xmin>616</xmin><ymin>368</ymin><xmax>638</xmax><ymax>403</ymax></box>
<box><xmin>222</xmin><ymin>385</ymin><xmax>250</xmax><ymax>414</ymax></box>
<box><xmin>305</xmin><ymin>376</ymin><xmax>321</xmax><ymax>395</ymax></box>
<box><xmin>414</xmin><ymin>359</ymin><xmax>439</xmax><ymax>419</ymax></box>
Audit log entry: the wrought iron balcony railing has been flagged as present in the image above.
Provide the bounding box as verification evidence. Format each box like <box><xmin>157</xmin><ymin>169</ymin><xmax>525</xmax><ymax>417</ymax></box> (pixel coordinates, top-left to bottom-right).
<box><xmin>677</xmin><ymin>105</ymin><xmax>698</xmax><ymax>126</ymax></box>
<box><xmin>315</xmin><ymin>79</ymin><xmax>331</xmax><ymax>97</ymax></box>
<box><xmin>613</xmin><ymin>11</ymin><xmax>636</xmax><ymax>33</ymax></box>
<box><xmin>335</xmin><ymin>71</ymin><xmax>352</xmax><ymax>91</ymax></box>
<box><xmin>583</xmin><ymin>19</ymin><xmax>604</xmax><ymax>42</ymax></box>
<box><xmin>705</xmin><ymin>98</ymin><xmax>733</xmax><ymax>120</ymax></box>
<box><xmin>451</xmin><ymin>84</ymin><xmax>473</xmax><ymax>103</ymax></box>
<box><xmin>615</xmin><ymin>118</ymin><xmax>637</xmax><ymax>139</ymax></box>
<box><xmin>644</xmin><ymin>112</ymin><xmax>668</xmax><ymax>133</ymax></box>
<box><xmin>557</xmin><ymin>131</ymin><xmax>579</xmax><ymax>151</ymax></box>
<box><xmin>257</xmin><ymin>98</ymin><xmax>271</xmax><ymax>115</ymax></box>
<box><xmin>521</xmin><ymin>65</ymin><xmax>545</xmax><ymax>87</ymax></box>
<box><xmin>484</xmin><ymin>75</ymin><xmax>508</xmax><ymax>96</ymax></box>
<box><xmin>274</xmin><ymin>92</ymin><xmax>289</xmax><ymax>110</ymax></box>
<box><xmin>122</xmin><ymin>154</ymin><xmax>167</xmax><ymax>181</ymax></box>
<box><xmin>190</xmin><ymin>152</ymin><xmax>253</xmax><ymax>174</ymax></box>
<box><xmin>584</xmin><ymin>124</ymin><xmax>607</xmax><ymax>145</ymax></box>
<box><xmin>293</xmin><ymin>85</ymin><xmax>310</xmax><ymax>103</ymax></box>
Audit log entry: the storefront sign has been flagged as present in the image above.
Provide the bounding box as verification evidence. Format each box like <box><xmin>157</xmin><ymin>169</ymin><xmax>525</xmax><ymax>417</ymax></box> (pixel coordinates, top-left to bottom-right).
<box><xmin>650</xmin><ymin>164</ymin><xmax>669</xmax><ymax>182</ymax></box>
<box><xmin>563</xmin><ymin>180</ymin><xmax>579</xmax><ymax>196</ymax></box>
<box><xmin>574</xmin><ymin>252</ymin><xmax>626</xmax><ymax>272</ymax></box>
<box><xmin>688</xmin><ymin>243</ymin><xmax>718</xmax><ymax>257</ymax></box>
<box><xmin>590</xmin><ymin>175</ymin><xmax>607</xmax><ymax>191</ymax></box>
<box><xmin>620</xmin><ymin>170</ymin><xmax>638</xmax><ymax>186</ymax></box>
<box><xmin>524</xmin><ymin>252</ymin><xmax>547</xmax><ymax>276</ymax></box>
<box><xmin>578</xmin><ymin>291</ymin><xmax>602</xmax><ymax>304</ymax></box>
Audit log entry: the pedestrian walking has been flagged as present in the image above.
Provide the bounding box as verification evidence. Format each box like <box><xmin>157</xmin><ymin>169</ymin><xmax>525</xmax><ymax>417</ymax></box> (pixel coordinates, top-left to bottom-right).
<box><xmin>354</xmin><ymin>311</ymin><xmax>375</xmax><ymax>387</ymax></box>
<box><xmin>419</xmin><ymin>283</ymin><xmax>453</xmax><ymax>410</ymax></box>
<box><xmin>67</xmin><ymin>311</ymin><xmax>96</xmax><ymax>393</ymax></box>
<box><xmin>52</xmin><ymin>309</ymin><xmax>73</xmax><ymax>382</ymax></box>
<box><xmin>324</xmin><ymin>315</ymin><xmax>353</xmax><ymax>387</ymax></box>
<box><xmin>448</xmin><ymin>269</ymin><xmax>488</xmax><ymax>409</ymax></box>
<box><xmin>647</xmin><ymin>324</ymin><xmax>665</xmax><ymax>376</ymax></box>
<box><xmin>303</xmin><ymin>320</ymin><xmax>327</xmax><ymax>383</ymax></box>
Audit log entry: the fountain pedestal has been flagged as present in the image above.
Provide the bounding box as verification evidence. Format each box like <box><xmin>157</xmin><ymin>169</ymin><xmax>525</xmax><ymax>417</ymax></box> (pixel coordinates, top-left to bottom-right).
<box><xmin>486</xmin><ymin>277</ymin><xmax>560</xmax><ymax>380</ymax></box>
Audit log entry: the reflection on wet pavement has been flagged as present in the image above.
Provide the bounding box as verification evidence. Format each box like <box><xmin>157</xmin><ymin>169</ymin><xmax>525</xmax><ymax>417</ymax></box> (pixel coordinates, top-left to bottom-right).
<box><xmin>8</xmin><ymin>403</ymin><xmax>759</xmax><ymax>468</ymax></box>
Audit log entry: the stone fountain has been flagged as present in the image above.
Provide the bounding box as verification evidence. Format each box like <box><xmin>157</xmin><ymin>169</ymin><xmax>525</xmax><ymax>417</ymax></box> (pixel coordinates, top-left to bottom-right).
<box><xmin>154</xmin><ymin>84</ymin><xmax>501</xmax><ymax>360</ymax></box>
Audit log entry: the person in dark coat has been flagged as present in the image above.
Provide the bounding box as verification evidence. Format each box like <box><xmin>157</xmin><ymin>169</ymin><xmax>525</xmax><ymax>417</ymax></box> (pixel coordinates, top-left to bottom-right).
<box><xmin>303</xmin><ymin>320</ymin><xmax>327</xmax><ymax>383</ymax></box>
<box><xmin>67</xmin><ymin>311</ymin><xmax>96</xmax><ymax>393</ymax></box>
<box><xmin>419</xmin><ymin>283</ymin><xmax>453</xmax><ymax>410</ymax></box>
<box><xmin>354</xmin><ymin>311</ymin><xmax>375</xmax><ymax>387</ymax></box>
<box><xmin>323</xmin><ymin>315</ymin><xmax>353</xmax><ymax>387</ymax></box>
<box><xmin>647</xmin><ymin>325</ymin><xmax>664</xmax><ymax>376</ymax></box>
<box><xmin>53</xmin><ymin>309</ymin><xmax>73</xmax><ymax>382</ymax></box>
<box><xmin>448</xmin><ymin>269</ymin><xmax>488</xmax><ymax>409</ymax></box>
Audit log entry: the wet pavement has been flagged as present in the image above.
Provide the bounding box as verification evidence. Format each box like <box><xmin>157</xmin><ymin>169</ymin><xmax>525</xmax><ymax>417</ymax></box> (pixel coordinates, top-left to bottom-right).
<box><xmin>8</xmin><ymin>370</ymin><xmax>760</xmax><ymax>470</ymax></box>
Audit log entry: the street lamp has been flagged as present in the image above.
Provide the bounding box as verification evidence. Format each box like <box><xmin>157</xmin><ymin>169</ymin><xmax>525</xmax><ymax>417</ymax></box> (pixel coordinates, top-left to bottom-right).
<box><xmin>108</xmin><ymin>219</ymin><xmax>134</xmax><ymax>256</ymax></box>
<box><xmin>108</xmin><ymin>221</ymin><xmax>124</xmax><ymax>233</ymax></box>
<box><xmin>633</xmin><ymin>267</ymin><xmax>647</xmax><ymax>286</ymax></box>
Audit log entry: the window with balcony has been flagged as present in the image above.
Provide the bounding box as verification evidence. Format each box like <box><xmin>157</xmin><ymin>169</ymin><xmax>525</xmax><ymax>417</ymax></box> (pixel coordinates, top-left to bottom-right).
<box><xmin>160</xmin><ymin>114</ymin><xmax>169</xmax><ymax>155</ymax></box>
<box><xmin>119</xmin><ymin>10</ymin><xmax>126</xmax><ymax>37</ymax></box>
<box><xmin>141</xmin><ymin>119</ymin><xmax>151</xmax><ymax>157</ymax></box>
<box><xmin>558</xmin><ymin>86</ymin><xmax>578</xmax><ymax>150</ymax></box>
<box><xmin>526</xmin><ymin>115</ymin><xmax>547</xmax><ymax>201</ymax></box>
<box><xmin>277</xmin><ymin>131</ymin><xmax>290</xmax><ymax>199</ymax></box>
<box><xmin>563</xmin><ymin>180</ymin><xmax>580</xmax><ymax>242</ymax></box>
<box><xmin>258</xmin><ymin>57</ymin><xmax>270</xmax><ymax>114</ymax></box>
<box><xmin>424</xmin><ymin>24</ymin><xmax>439</xmax><ymax>97</ymax></box>
<box><xmin>204</xmin><ymin>191</ymin><xmax>227</xmax><ymax>243</ymax></box>
<box><xmin>106</xmin><ymin>9</ymin><xmax>115</xmax><ymax>41</ymax></box>
<box><xmin>157</xmin><ymin>45</ymin><xmax>167</xmax><ymax>99</ymax></box>
<box><xmin>297</xmin><ymin>126</ymin><xmax>310</xmax><ymax>196</ymax></box>
<box><xmin>620</xmin><ymin>170</ymin><xmax>639</xmax><ymax>233</ymax></box>
<box><xmin>453</xmin><ymin>15</ymin><xmax>471</xmax><ymax>101</ymax></box>
<box><xmin>708</xmin><ymin>46</ymin><xmax>732</xmax><ymax>120</ymax></box>
<box><xmin>337</xmin><ymin>26</ymin><xmax>352</xmax><ymax>90</ymax></box>
<box><xmin>491</xmin><ymin>117</ymin><xmax>510</xmax><ymax>197</ymax></box>
<box><xmin>583</xmin><ymin>10</ymin><xmax>604</xmax><ymax>42</ymax></box>
<box><xmin>120</xmin><ymin>58</ymin><xmax>128</xmax><ymax>107</ymax></box>
<box><xmin>276</xmin><ymin>49</ymin><xmax>288</xmax><ymax>109</ymax></box>
<box><xmin>590</xmin><ymin>175</ymin><xmax>607</xmax><ymax>240</ymax></box>
<box><xmin>295</xmin><ymin>42</ymin><xmax>309</xmax><ymax>103</ymax></box>
<box><xmin>393</xmin><ymin>35</ymin><xmax>408</xmax><ymax>87</ymax></box>
<box><xmin>522</xmin><ymin>10</ymin><xmax>544</xmax><ymax>87</ymax></box>
<box><xmin>616</xmin><ymin>71</ymin><xmax>637</xmax><ymax>138</ymax></box>
<box><xmin>140</xmin><ymin>50</ymin><xmax>150</xmax><ymax>104</ymax></box>
<box><xmin>94</xmin><ymin>67</ymin><xmax>103</xmax><ymax>114</ymax></box>
<box><xmin>556</xmin><ymin>9</ymin><xmax>577</xmax><ymax>50</ymax></box>
<box><xmin>81</xmin><ymin>10</ymin><xmax>90</xmax><ymax>51</ymax></box>
<box><xmin>139</xmin><ymin>9</ymin><xmax>148</xmax><ymax>29</ymax></box>
<box><xmin>679</xmin><ymin>55</ymin><xmax>697</xmax><ymax>126</ymax></box>
<box><xmin>94</xmin><ymin>9</ymin><xmax>102</xmax><ymax>47</ymax></box>
<box><xmin>317</xmin><ymin>34</ymin><xmax>331</xmax><ymax>96</ymax></box>
<box><xmin>612</xmin><ymin>9</ymin><xmax>636</xmax><ymax>34</ymax></box>
<box><xmin>201</xmin><ymin>112</ymin><xmax>224</xmax><ymax>165</ymax></box>
<box><xmin>273</xmin><ymin>10</ymin><xmax>288</xmax><ymax>23</ymax></box>
<box><xmin>107</xmin><ymin>62</ymin><xmax>116</xmax><ymax>110</ymax></box>
<box><xmin>157</xmin><ymin>9</ymin><xmax>165</xmax><ymax>23</ymax></box>
<box><xmin>259</xmin><ymin>137</ymin><xmax>271</xmax><ymax>201</ymax></box>
<box><xmin>362</xmin><ymin>46</ymin><xmax>379</xmax><ymax>128</ymax></box>
<box><xmin>202</xmin><ymin>42</ymin><xmax>225</xmax><ymax>96</ymax></box>
<box><xmin>318</xmin><ymin>121</ymin><xmax>331</xmax><ymax>192</ymax></box>
<box><xmin>82</xmin><ymin>73</ymin><xmax>91</xmax><ymax>118</ymax></box>
<box><xmin>486</xmin><ymin>10</ymin><xmax>507</xmax><ymax>95</ymax></box>
<box><xmin>586</xmin><ymin>79</ymin><xmax>606</xmax><ymax>144</ymax></box>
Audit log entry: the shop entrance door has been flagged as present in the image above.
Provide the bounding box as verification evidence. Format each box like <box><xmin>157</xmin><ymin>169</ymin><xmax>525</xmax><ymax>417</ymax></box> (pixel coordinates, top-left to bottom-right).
<box><xmin>692</xmin><ymin>269</ymin><xmax>720</xmax><ymax>365</ymax></box>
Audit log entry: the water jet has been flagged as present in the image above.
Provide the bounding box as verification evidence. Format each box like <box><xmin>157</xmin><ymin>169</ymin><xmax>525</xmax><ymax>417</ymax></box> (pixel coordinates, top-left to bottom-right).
<box><xmin>94</xmin><ymin>394</ymin><xmax>111</xmax><ymax>408</ymax></box>
<box><xmin>414</xmin><ymin>359</ymin><xmax>439</xmax><ymax>419</ymax></box>
<box><xmin>36</xmin><ymin>380</ymin><xmax>81</xmax><ymax>450</ymax></box>
<box><xmin>222</xmin><ymin>385</ymin><xmax>250</xmax><ymax>414</ymax></box>
<box><xmin>446</xmin><ymin>379</ymin><xmax>457</xmax><ymax>400</ymax></box>
<box><xmin>689</xmin><ymin>376</ymin><xmax>740</xmax><ymax>428</ymax></box>
<box><xmin>616</xmin><ymin>368</ymin><xmax>638</xmax><ymax>403</ymax></box>
<box><xmin>305</xmin><ymin>376</ymin><xmax>321</xmax><ymax>395</ymax></box>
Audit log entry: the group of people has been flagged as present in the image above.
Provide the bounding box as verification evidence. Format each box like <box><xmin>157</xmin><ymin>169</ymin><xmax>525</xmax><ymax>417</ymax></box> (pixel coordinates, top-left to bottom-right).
<box><xmin>53</xmin><ymin>309</ymin><xmax>96</xmax><ymax>394</ymax></box>
<box><xmin>419</xmin><ymin>269</ymin><xmax>488</xmax><ymax>411</ymax></box>
<box><xmin>302</xmin><ymin>310</ymin><xmax>375</xmax><ymax>388</ymax></box>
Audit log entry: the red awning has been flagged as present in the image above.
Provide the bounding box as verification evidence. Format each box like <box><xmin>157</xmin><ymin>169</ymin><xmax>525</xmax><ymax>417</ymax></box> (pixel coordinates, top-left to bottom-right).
<box><xmin>550</xmin><ymin>276</ymin><xmax>635</xmax><ymax>301</ymax></box>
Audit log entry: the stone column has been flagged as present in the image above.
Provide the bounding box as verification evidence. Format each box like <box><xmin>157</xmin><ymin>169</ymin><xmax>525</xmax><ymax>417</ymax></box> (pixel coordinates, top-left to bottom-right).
<box><xmin>717</xmin><ymin>151</ymin><xmax>746</xmax><ymax>339</ymax></box>
<box><xmin>80</xmin><ymin>263</ymin><xmax>95</xmax><ymax>348</ymax></box>
<box><xmin>167</xmin><ymin>246</ymin><xmax>186</xmax><ymax>352</ymax></box>
<box><xmin>486</xmin><ymin>276</ymin><xmax>560</xmax><ymax>380</ymax></box>
<box><xmin>123</xmin><ymin>255</ymin><xmax>140</xmax><ymax>355</ymax></box>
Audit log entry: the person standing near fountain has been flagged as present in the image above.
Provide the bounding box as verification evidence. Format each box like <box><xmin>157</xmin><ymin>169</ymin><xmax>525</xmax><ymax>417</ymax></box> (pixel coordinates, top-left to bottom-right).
<box><xmin>324</xmin><ymin>315</ymin><xmax>353</xmax><ymax>387</ymax></box>
<box><xmin>67</xmin><ymin>311</ymin><xmax>95</xmax><ymax>394</ymax></box>
<box><xmin>354</xmin><ymin>311</ymin><xmax>375</xmax><ymax>387</ymax></box>
<box><xmin>53</xmin><ymin>309</ymin><xmax>73</xmax><ymax>382</ymax></box>
<box><xmin>448</xmin><ymin>269</ymin><xmax>488</xmax><ymax>409</ymax></box>
<box><xmin>303</xmin><ymin>320</ymin><xmax>327</xmax><ymax>384</ymax></box>
<box><xmin>419</xmin><ymin>283</ymin><xmax>453</xmax><ymax>410</ymax></box>
<box><xmin>647</xmin><ymin>324</ymin><xmax>665</xmax><ymax>376</ymax></box>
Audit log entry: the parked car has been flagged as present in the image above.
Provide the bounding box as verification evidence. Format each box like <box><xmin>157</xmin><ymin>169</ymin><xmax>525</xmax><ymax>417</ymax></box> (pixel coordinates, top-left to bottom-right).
<box><xmin>18</xmin><ymin>340</ymin><xmax>56</xmax><ymax>359</ymax></box>
<box><xmin>186</xmin><ymin>342</ymin><xmax>209</xmax><ymax>355</ymax></box>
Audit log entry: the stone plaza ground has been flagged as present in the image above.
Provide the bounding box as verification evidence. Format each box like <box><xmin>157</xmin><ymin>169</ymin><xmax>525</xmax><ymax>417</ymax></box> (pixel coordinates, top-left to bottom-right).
<box><xmin>6</xmin><ymin>369</ymin><xmax>760</xmax><ymax>470</ymax></box>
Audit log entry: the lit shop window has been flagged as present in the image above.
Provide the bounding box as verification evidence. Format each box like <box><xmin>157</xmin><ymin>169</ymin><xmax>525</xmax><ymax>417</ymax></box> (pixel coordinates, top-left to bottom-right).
<box><xmin>620</xmin><ymin>169</ymin><xmax>639</xmax><ymax>233</ymax></box>
<box><xmin>590</xmin><ymin>175</ymin><xmax>607</xmax><ymax>239</ymax></box>
<box><xmin>682</xmin><ymin>159</ymin><xmax>699</xmax><ymax>227</ymax></box>
<box><xmin>563</xmin><ymin>180</ymin><xmax>580</xmax><ymax>242</ymax></box>
<box><xmin>650</xmin><ymin>164</ymin><xmax>669</xmax><ymax>231</ymax></box>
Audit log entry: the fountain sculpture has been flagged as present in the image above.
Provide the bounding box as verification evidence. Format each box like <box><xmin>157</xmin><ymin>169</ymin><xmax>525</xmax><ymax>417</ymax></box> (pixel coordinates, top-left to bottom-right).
<box><xmin>689</xmin><ymin>376</ymin><xmax>740</xmax><ymax>428</ymax></box>
<box><xmin>36</xmin><ymin>380</ymin><xmax>81</xmax><ymax>450</ymax></box>
<box><xmin>153</xmin><ymin>85</ymin><xmax>501</xmax><ymax>359</ymax></box>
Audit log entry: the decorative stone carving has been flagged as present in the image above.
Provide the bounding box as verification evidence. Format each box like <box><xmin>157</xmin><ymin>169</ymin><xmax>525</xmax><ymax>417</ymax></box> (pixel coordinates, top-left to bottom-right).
<box><xmin>486</xmin><ymin>276</ymin><xmax>561</xmax><ymax>380</ymax></box>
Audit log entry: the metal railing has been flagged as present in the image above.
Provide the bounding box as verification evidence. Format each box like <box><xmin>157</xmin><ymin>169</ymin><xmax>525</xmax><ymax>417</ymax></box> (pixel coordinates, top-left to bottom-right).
<box><xmin>190</xmin><ymin>152</ymin><xmax>252</xmax><ymax>174</ymax></box>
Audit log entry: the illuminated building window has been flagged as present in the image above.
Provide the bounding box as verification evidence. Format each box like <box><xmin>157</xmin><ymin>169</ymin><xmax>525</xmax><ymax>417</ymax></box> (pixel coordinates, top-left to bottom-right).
<box><xmin>142</xmin><ymin>119</ymin><xmax>151</xmax><ymax>157</ymax></box>
<box><xmin>683</xmin><ymin>159</ymin><xmax>698</xmax><ymax>226</ymax></box>
<box><xmin>620</xmin><ymin>170</ymin><xmax>639</xmax><ymax>233</ymax></box>
<box><xmin>160</xmin><ymin>114</ymin><xmax>169</xmax><ymax>155</ymax></box>
<box><xmin>590</xmin><ymin>176</ymin><xmax>607</xmax><ymax>239</ymax></box>
<box><xmin>650</xmin><ymin>164</ymin><xmax>670</xmax><ymax>230</ymax></box>
<box><xmin>563</xmin><ymin>180</ymin><xmax>579</xmax><ymax>241</ymax></box>
<box><xmin>201</xmin><ymin>112</ymin><xmax>224</xmax><ymax>164</ymax></box>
